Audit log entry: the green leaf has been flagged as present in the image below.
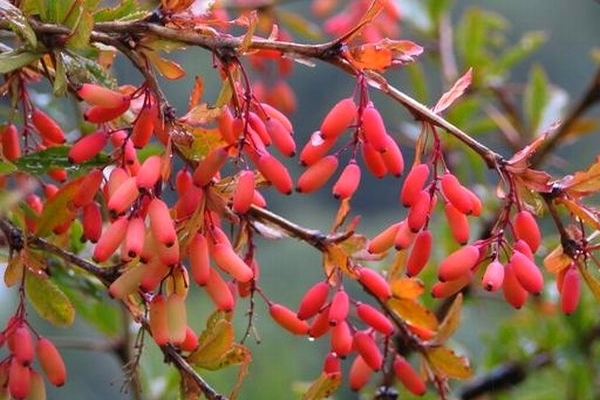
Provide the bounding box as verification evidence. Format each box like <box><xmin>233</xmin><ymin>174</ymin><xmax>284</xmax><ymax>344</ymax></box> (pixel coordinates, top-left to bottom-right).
<box><xmin>278</xmin><ymin>10</ymin><xmax>322</xmax><ymax>41</ymax></box>
<box><xmin>66</xmin><ymin>8</ymin><xmax>94</xmax><ymax>49</ymax></box>
<box><xmin>46</xmin><ymin>0</ymin><xmax>75</xmax><ymax>23</ymax></box>
<box><xmin>524</xmin><ymin>64</ymin><xmax>549</xmax><ymax>134</ymax></box>
<box><xmin>0</xmin><ymin>0</ymin><xmax>38</xmax><ymax>48</ymax></box>
<box><xmin>20</xmin><ymin>0</ymin><xmax>45</xmax><ymax>19</ymax></box>
<box><xmin>493</xmin><ymin>31</ymin><xmax>547</xmax><ymax>77</ymax></box>
<box><xmin>13</xmin><ymin>146</ymin><xmax>110</xmax><ymax>176</ymax></box>
<box><xmin>94</xmin><ymin>0</ymin><xmax>148</xmax><ymax>22</ymax></box>
<box><xmin>188</xmin><ymin>318</ymin><xmax>234</xmax><ymax>367</ymax></box>
<box><xmin>35</xmin><ymin>177</ymin><xmax>82</xmax><ymax>236</ymax></box>
<box><xmin>25</xmin><ymin>268</ymin><xmax>75</xmax><ymax>326</ymax></box>
<box><xmin>53</xmin><ymin>52</ymin><xmax>68</xmax><ymax>96</ymax></box>
<box><xmin>0</xmin><ymin>49</ymin><xmax>42</xmax><ymax>74</ymax></box>
<box><xmin>0</xmin><ymin>161</ymin><xmax>17</xmax><ymax>175</ymax></box>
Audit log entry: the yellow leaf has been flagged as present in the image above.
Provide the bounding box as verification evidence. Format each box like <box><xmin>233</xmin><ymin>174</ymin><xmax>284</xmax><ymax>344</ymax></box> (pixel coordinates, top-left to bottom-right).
<box><xmin>543</xmin><ymin>245</ymin><xmax>571</xmax><ymax>273</ymax></box>
<box><xmin>188</xmin><ymin>318</ymin><xmax>234</xmax><ymax>367</ymax></box>
<box><xmin>577</xmin><ymin>262</ymin><xmax>600</xmax><ymax>303</ymax></box>
<box><xmin>301</xmin><ymin>372</ymin><xmax>342</xmax><ymax>400</ymax></box>
<box><xmin>144</xmin><ymin>50</ymin><xmax>186</xmax><ymax>80</ymax></box>
<box><xmin>426</xmin><ymin>346</ymin><xmax>472</xmax><ymax>379</ymax></box>
<box><xmin>388</xmin><ymin>250</ymin><xmax>407</xmax><ymax>279</ymax></box>
<box><xmin>387</xmin><ymin>297</ymin><xmax>438</xmax><ymax>331</ymax></box>
<box><xmin>323</xmin><ymin>244</ymin><xmax>356</xmax><ymax>285</ymax></box>
<box><xmin>390</xmin><ymin>277</ymin><xmax>425</xmax><ymax>300</ymax></box>
<box><xmin>434</xmin><ymin>293</ymin><xmax>462</xmax><ymax>344</ymax></box>
<box><xmin>24</xmin><ymin>268</ymin><xmax>75</xmax><ymax>326</ymax></box>
<box><xmin>4</xmin><ymin>254</ymin><xmax>23</xmax><ymax>287</ymax></box>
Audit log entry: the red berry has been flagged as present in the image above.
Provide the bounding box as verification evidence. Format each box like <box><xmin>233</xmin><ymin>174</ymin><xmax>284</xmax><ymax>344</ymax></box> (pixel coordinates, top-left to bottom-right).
<box><xmin>332</xmin><ymin>161</ymin><xmax>361</xmax><ymax>199</ymax></box>
<box><xmin>406</xmin><ymin>230</ymin><xmax>432</xmax><ymax>277</ymax></box>
<box><xmin>296</xmin><ymin>155</ymin><xmax>339</xmax><ymax>193</ymax></box>
<box><xmin>357</xmin><ymin>267</ymin><xmax>392</xmax><ymax>300</ymax></box>
<box><xmin>269</xmin><ymin>303</ymin><xmax>309</xmax><ymax>335</ymax></box>
<box><xmin>438</xmin><ymin>245</ymin><xmax>480</xmax><ymax>282</ymax></box>
<box><xmin>513</xmin><ymin>210</ymin><xmax>541</xmax><ymax>252</ymax></box>
<box><xmin>400</xmin><ymin>164</ymin><xmax>429</xmax><ymax>207</ymax></box>
<box><xmin>320</xmin><ymin>97</ymin><xmax>356</xmax><ymax>140</ymax></box>
<box><xmin>297</xmin><ymin>281</ymin><xmax>330</xmax><ymax>320</ymax></box>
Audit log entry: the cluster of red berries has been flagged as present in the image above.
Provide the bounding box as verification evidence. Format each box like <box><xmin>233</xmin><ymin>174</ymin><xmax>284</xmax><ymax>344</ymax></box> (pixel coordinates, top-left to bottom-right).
<box><xmin>0</xmin><ymin>317</ymin><xmax>66</xmax><ymax>400</ymax></box>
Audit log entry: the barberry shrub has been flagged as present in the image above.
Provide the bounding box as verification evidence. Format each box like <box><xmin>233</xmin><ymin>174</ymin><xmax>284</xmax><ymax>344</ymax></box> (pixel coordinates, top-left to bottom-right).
<box><xmin>0</xmin><ymin>1</ymin><xmax>599</xmax><ymax>399</ymax></box>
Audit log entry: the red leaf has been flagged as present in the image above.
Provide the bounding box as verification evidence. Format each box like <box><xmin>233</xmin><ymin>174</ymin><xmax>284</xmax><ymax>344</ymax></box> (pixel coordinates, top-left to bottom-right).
<box><xmin>433</xmin><ymin>68</ymin><xmax>473</xmax><ymax>114</ymax></box>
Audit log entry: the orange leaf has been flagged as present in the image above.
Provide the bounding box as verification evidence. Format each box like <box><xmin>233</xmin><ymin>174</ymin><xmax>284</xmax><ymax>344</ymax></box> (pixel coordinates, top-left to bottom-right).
<box><xmin>543</xmin><ymin>245</ymin><xmax>572</xmax><ymax>274</ymax></box>
<box><xmin>144</xmin><ymin>51</ymin><xmax>186</xmax><ymax>80</ymax></box>
<box><xmin>301</xmin><ymin>372</ymin><xmax>342</xmax><ymax>400</ymax></box>
<box><xmin>433</xmin><ymin>293</ymin><xmax>462</xmax><ymax>344</ymax></box>
<box><xmin>387</xmin><ymin>298</ymin><xmax>438</xmax><ymax>331</ymax></box>
<box><xmin>556</xmin><ymin>197</ymin><xmax>600</xmax><ymax>230</ymax></box>
<box><xmin>188</xmin><ymin>76</ymin><xmax>204</xmax><ymax>111</ymax></box>
<box><xmin>556</xmin><ymin>156</ymin><xmax>600</xmax><ymax>198</ymax></box>
<box><xmin>390</xmin><ymin>277</ymin><xmax>425</xmax><ymax>300</ymax></box>
<box><xmin>433</xmin><ymin>68</ymin><xmax>472</xmax><ymax>114</ymax></box>
<box><xmin>426</xmin><ymin>346</ymin><xmax>473</xmax><ymax>379</ymax></box>
<box><xmin>506</xmin><ymin>134</ymin><xmax>547</xmax><ymax>173</ymax></box>
<box><xmin>347</xmin><ymin>39</ymin><xmax>423</xmax><ymax>72</ymax></box>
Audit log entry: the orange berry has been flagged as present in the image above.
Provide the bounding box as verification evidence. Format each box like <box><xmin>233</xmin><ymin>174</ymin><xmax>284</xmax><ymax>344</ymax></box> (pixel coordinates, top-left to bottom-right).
<box><xmin>380</xmin><ymin>135</ymin><xmax>404</xmax><ymax>177</ymax></box>
<box><xmin>349</xmin><ymin>355</ymin><xmax>373</xmax><ymax>391</ymax></box>
<box><xmin>357</xmin><ymin>267</ymin><xmax>392</xmax><ymax>300</ymax></box>
<box><xmin>93</xmin><ymin>217</ymin><xmax>128</xmax><ymax>262</ymax></box>
<box><xmin>84</xmin><ymin>101</ymin><xmax>129</xmax><ymax>123</ymax></box>
<box><xmin>353</xmin><ymin>330</ymin><xmax>382</xmax><ymax>370</ymax></box>
<box><xmin>108</xmin><ymin>264</ymin><xmax>144</xmax><ymax>299</ymax></box>
<box><xmin>361</xmin><ymin>105</ymin><xmax>388</xmax><ymax>152</ymax></box>
<box><xmin>297</xmin><ymin>281</ymin><xmax>330</xmax><ymax>320</ymax></box>
<box><xmin>355</xmin><ymin>302</ymin><xmax>394</xmax><ymax>335</ymax></box>
<box><xmin>131</xmin><ymin>101</ymin><xmax>157</xmax><ymax>149</ymax></box>
<box><xmin>561</xmin><ymin>265</ymin><xmax>580</xmax><ymax>315</ymax></box>
<box><xmin>36</xmin><ymin>337</ymin><xmax>66</xmax><ymax>387</ymax></box>
<box><xmin>407</xmin><ymin>190</ymin><xmax>431</xmax><ymax>232</ymax></box>
<box><xmin>368</xmin><ymin>222</ymin><xmax>401</xmax><ymax>254</ymax></box>
<box><xmin>216</xmin><ymin>107</ymin><xmax>238</xmax><ymax>145</ymax></box>
<box><xmin>308</xmin><ymin>306</ymin><xmax>331</xmax><ymax>339</ymax></box>
<box><xmin>1</xmin><ymin>124</ymin><xmax>21</xmax><ymax>161</ymax></box>
<box><xmin>81</xmin><ymin>201</ymin><xmax>103</xmax><ymax>243</ymax></box>
<box><xmin>510</xmin><ymin>251</ymin><xmax>543</xmax><ymax>294</ymax></box>
<box><xmin>232</xmin><ymin>170</ymin><xmax>255</xmax><ymax>214</ymax></box>
<box><xmin>179</xmin><ymin>326</ymin><xmax>199</xmax><ymax>352</ymax></box>
<box><xmin>440</xmin><ymin>173</ymin><xmax>474</xmax><ymax>215</ymax></box>
<box><xmin>296</xmin><ymin>155</ymin><xmax>339</xmax><ymax>193</ymax></box>
<box><xmin>123</xmin><ymin>217</ymin><xmax>145</xmax><ymax>259</ymax></box>
<box><xmin>299</xmin><ymin>131</ymin><xmax>335</xmax><ymax>166</ymax></box>
<box><xmin>330</xmin><ymin>320</ymin><xmax>353</xmax><ymax>357</ymax></box>
<box><xmin>188</xmin><ymin>233</ymin><xmax>211</xmax><ymax>286</ymax></box>
<box><xmin>438</xmin><ymin>245</ymin><xmax>480</xmax><ymax>282</ymax></box>
<box><xmin>513</xmin><ymin>210</ymin><xmax>541</xmax><ymax>252</ymax></box>
<box><xmin>12</xmin><ymin>326</ymin><xmax>34</xmax><ymax>366</ymax></box>
<box><xmin>406</xmin><ymin>230</ymin><xmax>432</xmax><ymax>277</ymax></box>
<box><xmin>77</xmin><ymin>83</ymin><xmax>129</xmax><ymax>108</ymax></box>
<box><xmin>256</xmin><ymin>153</ymin><xmax>293</xmax><ymax>194</ymax></box>
<box><xmin>328</xmin><ymin>289</ymin><xmax>350</xmax><ymax>326</ymax></box>
<box><xmin>192</xmin><ymin>146</ymin><xmax>229</xmax><ymax>187</ymax></box>
<box><xmin>149</xmin><ymin>294</ymin><xmax>170</xmax><ymax>346</ymax></box>
<box><xmin>320</xmin><ymin>97</ymin><xmax>356</xmax><ymax>140</ymax></box>
<box><xmin>247</xmin><ymin>112</ymin><xmax>271</xmax><ymax>146</ymax></box>
<box><xmin>31</xmin><ymin>109</ymin><xmax>65</xmax><ymax>144</ymax></box>
<box><xmin>107</xmin><ymin>176</ymin><xmax>139</xmax><ymax>216</ymax></box>
<box><xmin>204</xmin><ymin>269</ymin><xmax>235</xmax><ymax>311</ymax></box>
<box><xmin>136</xmin><ymin>155</ymin><xmax>162</xmax><ymax>189</ymax></box>
<box><xmin>8</xmin><ymin>357</ymin><xmax>30</xmax><ymax>398</ymax></box>
<box><xmin>431</xmin><ymin>273</ymin><xmax>472</xmax><ymax>298</ymax></box>
<box><xmin>361</xmin><ymin>141</ymin><xmax>387</xmax><ymax>178</ymax></box>
<box><xmin>393</xmin><ymin>355</ymin><xmax>426</xmax><ymax>396</ymax></box>
<box><xmin>105</xmin><ymin>167</ymin><xmax>129</xmax><ymax>199</ymax></box>
<box><xmin>269</xmin><ymin>303</ymin><xmax>309</xmax><ymax>335</ymax></box>
<box><xmin>394</xmin><ymin>219</ymin><xmax>416</xmax><ymax>250</ymax></box>
<box><xmin>261</xmin><ymin>103</ymin><xmax>293</xmax><ymax>132</ymax></box>
<box><xmin>481</xmin><ymin>259</ymin><xmax>505</xmax><ymax>292</ymax></box>
<box><xmin>210</xmin><ymin>242</ymin><xmax>254</xmax><ymax>283</ymax></box>
<box><xmin>502</xmin><ymin>262</ymin><xmax>528</xmax><ymax>309</ymax></box>
<box><xmin>332</xmin><ymin>161</ymin><xmax>361</xmax><ymax>199</ymax></box>
<box><xmin>166</xmin><ymin>293</ymin><xmax>188</xmax><ymax>344</ymax></box>
<box><xmin>148</xmin><ymin>198</ymin><xmax>177</xmax><ymax>248</ymax></box>
<box><xmin>400</xmin><ymin>164</ymin><xmax>429</xmax><ymax>207</ymax></box>
<box><xmin>139</xmin><ymin>257</ymin><xmax>170</xmax><ymax>292</ymax></box>
<box><xmin>265</xmin><ymin>118</ymin><xmax>296</xmax><ymax>157</ymax></box>
<box><xmin>444</xmin><ymin>203</ymin><xmax>470</xmax><ymax>244</ymax></box>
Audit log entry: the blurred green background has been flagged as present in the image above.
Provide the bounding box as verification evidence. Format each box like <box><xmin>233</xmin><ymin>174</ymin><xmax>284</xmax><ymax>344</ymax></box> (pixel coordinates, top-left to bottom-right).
<box><xmin>2</xmin><ymin>0</ymin><xmax>600</xmax><ymax>399</ymax></box>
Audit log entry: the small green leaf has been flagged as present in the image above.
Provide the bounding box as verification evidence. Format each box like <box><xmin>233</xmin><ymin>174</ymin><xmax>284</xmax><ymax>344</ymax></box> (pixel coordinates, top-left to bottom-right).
<box><xmin>13</xmin><ymin>146</ymin><xmax>110</xmax><ymax>176</ymax></box>
<box><xmin>278</xmin><ymin>10</ymin><xmax>322</xmax><ymax>41</ymax></box>
<box><xmin>0</xmin><ymin>161</ymin><xmax>17</xmax><ymax>175</ymax></box>
<box><xmin>46</xmin><ymin>0</ymin><xmax>75</xmax><ymax>23</ymax></box>
<box><xmin>66</xmin><ymin>8</ymin><xmax>94</xmax><ymax>49</ymax></box>
<box><xmin>25</xmin><ymin>268</ymin><xmax>75</xmax><ymax>326</ymax></box>
<box><xmin>493</xmin><ymin>31</ymin><xmax>547</xmax><ymax>77</ymax></box>
<box><xmin>53</xmin><ymin>52</ymin><xmax>68</xmax><ymax>96</ymax></box>
<box><xmin>94</xmin><ymin>0</ymin><xmax>149</xmax><ymax>22</ymax></box>
<box><xmin>0</xmin><ymin>49</ymin><xmax>42</xmax><ymax>74</ymax></box>
<box><xmin>188</xmin><ymin>318</ymin><xmax>234</xmax><ymax>367</ymax></box>
<box><xmin>20</xmin><ymin>0</ymin><xmax>45</xmax><ymax>19</ymax></box>
<box><xmin>0</xmin><ymin>0</ymin><xmax>38</xmax><ymax>48</ymax></box>
<box><xmin>524</xmin><ymin>64</ymin><xmax>549</xmax><ymax>134</ymax></box>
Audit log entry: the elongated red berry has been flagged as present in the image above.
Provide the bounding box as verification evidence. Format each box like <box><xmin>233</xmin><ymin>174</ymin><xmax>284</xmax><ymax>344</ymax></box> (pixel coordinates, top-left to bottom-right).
<box><xmin>444</xmin><ymin>203</ymin><xmax>470</xmax><ymax>244</ymax></box>
<box><xmin>107</xmin><ymin>176</ymin><xmax>139</xmax><ymax>216</ymax></box>
<box><xmin>393</xmin><ymin>355</ymin><xmax>426</xmax><ymax>395</ymax></box>
<box><xmin>193</xmin><ymin>146</ymin><xmax>229</xmax><ymax>187</ymax></box>
<box><xmin>328</xmin><ymin>289</ymin><xmax>350</xmax><ymax>326</ymax></box>
<box><xmin>502</xmin><ymin>262</ymin><xmax>528</xmax><ymax>309</ymax></box>
<box><xmin>1</xmin><ymin>124</ymin><xmax>21</xmax><ymax>161</ymax></box>
<box><xmin>84</xmin><ymin>101</ymin><xmax>129</xmax><ymax>123</ymax></box>
<box><xmin>332</xmin><ymin>161</ymin><xmax>361</xmax><ymax>199</ymax></box>
<box><xmin>357</xmin><ymin>267</ymin><xmax>392</xmax><ymax>300</ymax></box>
<box><xmin>561</xmin><ymin>265</ymin><xmax>580</xmax><ymax>314</ymax></box>
<box><xmin>73</xmin><ymin>169</ymin><xmax>103</xmax><ymax>208</ymax></box>
<box><xmin>330</xmin><ymin>320</ymin><xmax>353</xmax><ymax>357</ymax></box>
<box><xmin>12</xmin><ymin>326</ymin><xmax>34</xmax><ymax>366</ymax></box>
<box><xmin>136</xmin><ymin>155</ymin><xmax>162</xmax><ymax>189</ymax></box>
<box><xmin>148</xmin><ymin>198</ymin><xmax>177</xmax><ymax>248</ymax></box>
<box><xmin>353</xmin><ymin>330</ymin><xmax>382</xmax><ymax>371</ymax></box>
<box><xmin>308</xmin><ymin>306</ymin><xmax>331</xmax><ymax>339</ymax></box>
<box><xmin>248</xmin><ymin>112</ymin><xmax>271</xmax><ymax>146</ymax></box>
<box><xmin>361</xmin><ymin>141</ymin><xmax>387</xmax><ymax>178</ymax></box>
<box><xmin>440</xmin><ymin>173</ymin><xmax>474</xmax><ymax>215</ymax></box>
<box><xmin>299</xmin><ymin>131</ymin><xmax>336</xmax><ymax>166</ymax></box>
<box><xmin>380</xmin><ymin>135</ymin><xmax>404</xmax><ymax>176</ymax></box>
<box><xmin>431</xmin><ymin>273</ymin><xmax>471</xmax><ymax>298</ymax></box>
<box><xmin>406</xmin><ymin>230</ymin><xmax>432</xmax><ymax>277</ymax></box>
<box><xmin>8</xmin><ymin>357</ymin><xmax>30</xmax><ymax>398</ymax></box>
<box><xmin>368</xmin><ymin>222</ymin><xmax>401</xmax><ymax>254</ymax></box>
<box><xmin>265</xmin><ymin>118</ymin><xmax>296</xmax><ymax>157</ymax></box>
<box><xmin>394</xmin><ymin>219</ymin><xmax>416</xmax><ymax>250</ymax></box>
<box><xmin>296</xmin><ymin>155</ymin><xmax>339</xmax><ymax>193</ymax></box>
<box><xmin>400</xmin><ymin>164</ymin><xmax>429</xmax><ymax>207</ymax></box>
<box><xmin>149</xmin><ymin>294</ymin><xmax>170</xmax><ymax>345</ymax></box>
<box><xmin>322</xmin><ymin>352</ymin><xmax>341</xmax><ymax>376</ymax></box>
<box><xmin>204</xmin><ymin>269</ymin><xmax>235</xmax><ymax>311</ymax></box>
<box><xmin>355</xmin><ymin>302</ymin><xmax>394</xmax><ymax>335</ymax></box>
<box><xmin>31</xmin><ymin>109</ymin><xmax>65</xmax><ymax>144</ymax></box>
<box><xmin>108</xmin><ymin>264</ymin><xmax>145</xmax><ymax>299</ymax></box>
<box><xmin>513</xmin><ymin>210</ymin><xmax>541</xmax><ymax>252</ymax></box>
<box><xmin>166</xmin><ymin>293</ymin><xmax>188</xmax><ymax>344</ymax></box>
<box><xmin>216</xmin><ymin>107</ymin><xmax>238</xmax><ymax>144</ymax></box>
<box><xmin>188</xmin><ymin>233</ymin><xmax>211</xmax><ymax>286</ymax></box>
<box><xmin>297</xmin><ymin>281</ymin><xmax>330</xmax><ymax>320</ymax></box>
<box><xmin>139</xmin><ymin>257</ymin><xmax>170</xmax><ymax>292</ymax></box>
<box><xmin>510</xmin><ymin>251</ymin><xmax>543</xmax><ymax>294</ymax></box>
<box><xmin>81</xmin><ymin>201</ymin><xmax>102</xmax><ymax>243</ymax></box>
<box><xmin>361</xmin><ymin>105</ymin><xmax>388</xmax><ymax>152</ymax></box>
<box><xmin>123</xmin><ymin>217</ymin><xmax>145</xmax><ymax>259</ymax></box>
<box><xmin>320</xmin><ymin>97</ymin><xmax>356</xmax><ymax>139</ymax></box>
<box><xmin>232</xmin><ymin>170</ymin><xmax>255</xmax><ymax>214</ymax></box>
<box><xmin>211</xmin><ymin>242</ymin><xmax>254</xmax><ymax>283</ymax></box>
<box><xmin>438</xmin><ymin>245</ymin><xmax>480</xmax><ymax>282</ymax></box>
<box><xmin>131</xmin><ymin>101</ymin><xmax>157</xmax><ymax>149</ymax></box>
<box><xmin>93</xmin><ymin>217</ymin><xmax>128</xmax><ymax>262</ymax></box>
<box><xmin>36</xmin><ymin>337</ymin><xmax>66</xmax><ymax>387</ymax></box>
<box><xmin>481</xmin><ymin>259</ymin><xmax>505</xmax><ymax>291</ymax></box>
<box><xmin>256</xmin><ymin>153</ymin><xmax>293</xmax><ymax>194</ymax></box>
<box><xmin>180</xmin><ymin>326</ymin><xmax>200</xmax><ymax>352</ymax></box>
<box><xmin>407</xmin><ymin>190</ymin><xmax>431</xmax><ymax>232</ymax></box>
<box><xmin>269</xmin><ymin>303</ymin><xmax>309</xmax><ymax>335</ymax></box>
<box><xmin>77</xmin><ymin>83</ymin><xmax>129</xmax><ymax>108</ymax></box>
<box><xmin>349</xmin><ymin>355</ymin><xmax>373</xmax><ymax>391</ymax></box>
<box><xmin>261</xmin><ymin>103</ymin><xmax>293</xmax><ymax>133</ymax></box>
